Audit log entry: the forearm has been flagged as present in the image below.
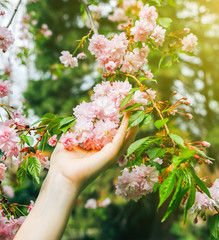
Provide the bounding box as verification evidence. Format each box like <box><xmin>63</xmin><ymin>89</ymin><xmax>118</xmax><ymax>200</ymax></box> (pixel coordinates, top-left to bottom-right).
<box><xmin>14</xmin><ymin>169</ymin><xmax>80</xmax><ymax>240</ymax></box>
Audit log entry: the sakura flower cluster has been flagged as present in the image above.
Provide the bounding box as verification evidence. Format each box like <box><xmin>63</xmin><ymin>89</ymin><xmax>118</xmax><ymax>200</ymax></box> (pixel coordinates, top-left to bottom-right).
<box><xmin>59</xmin><ymin>51</ymin><xmax>86</xmax><ymax>68</ymax></box>
<box><xmin>0</xmin><ymin>27</ymin><xmax>14</xmax><ymax>53</ymax></box>
<box><xmin>0</xmin><ymin>80</ymin><xmax>12</xmax><ymax>98</ymax></box>
<box><xmin>115</xmin><ymin>164</ymin><xmax>159</xmax><ymax>201</ymax></box>
<box><xmin>60</xmin><ymin>81</ymin><xmax>155</xmax><ymax>151</ymax></box>
<box><xmin>189</xmin><ymin>179</ymin><xmax>219</xmax><ymax>214</ymax></box>
<box><xmin>85</xmin><ymin>197</ymin><xmax>111</xmax><ymax>209</ymax></box>
<box><xmin>0</xmin><ymin>212</ymin><xmax>25</xmax><ymax>240</ymax></box>
<box><xmin>88</xmin><ymin>4</ymin><xmax>166</xmax><ymax>74</ymax></box>
<box><xmin>182</xmin><ymin>33</ymin><xmax>198</xmax><ymax>52</ymax></box>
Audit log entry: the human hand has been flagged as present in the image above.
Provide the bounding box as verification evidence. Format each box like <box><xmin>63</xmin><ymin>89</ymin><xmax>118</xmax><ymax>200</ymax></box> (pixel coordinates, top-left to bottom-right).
<box><xmin>49</xmin><ymin>112</ymin><xmax>138</xmax><ymax>192</ymax></box>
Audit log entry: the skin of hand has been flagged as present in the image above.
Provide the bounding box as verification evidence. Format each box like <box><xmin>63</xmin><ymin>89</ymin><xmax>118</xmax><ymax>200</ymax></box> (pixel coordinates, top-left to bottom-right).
<box><xmin>15</xmin><ymin>113</ymin><xmax>138</xmax><ymax>240</ymax></box>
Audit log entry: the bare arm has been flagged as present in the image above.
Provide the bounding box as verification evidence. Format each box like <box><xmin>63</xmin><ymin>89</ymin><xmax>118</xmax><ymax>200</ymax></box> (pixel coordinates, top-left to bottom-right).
<box><xmin>14</xmin><ymin>113</ymin><xmax>137</xmax><ymax>240</ymax></box>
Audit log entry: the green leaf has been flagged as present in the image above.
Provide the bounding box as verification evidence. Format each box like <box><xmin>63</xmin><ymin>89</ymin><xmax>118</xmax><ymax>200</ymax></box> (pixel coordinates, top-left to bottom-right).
<box><xmin>191</xmin><ymin>172</ymin><xmax>211</xmax><ymax>198</ymax></box>
<box><xmin>120</xmin><ymin>93</ymin><xmax>134</xmax><ymax>110</ymax></box>
<box><xmin>162</xmin><ymin>177</ymin><xmax>189</xmax><ymax>222</ymax></box>
<box><xmin>128</xmin><ymin>111</ymin><xmax>145</xmax><ymax>129</ymax></box>
<box><xmin>21</xmin><ymin>135</ymin><xmax>34</xmax><ymax>146</ymax></box>
<box><xmin>16</xmin><ymin>158</ymin><xmax>28</xmax><ymax>185</ymax></box>
<box><xmin>142</xmin><ymin>114</ymin><xmax>152</xmax><ymax>126</ymax></box>
<box><xmin>184</xmin><ymin>181</ymin><xmax>196</xmax><ymax>222</ymax></box>
<box><xmin>60</xmin><ymin>119</ymin><xmax>76</xmax><ymax>134</ymax></box>
<box><xmin>209</xmin><ymin>214</ymin><xmax>219</xmax><ymax>240</ymax></box>
<box><xmin>123</xmin><ymin>104</ymin><xmax>143</xmax><ymax>113</ymax></box>
<box><xmin>60</xmin><ymin>117</ymin><xmax>75</xmax><ymax>127</ymax></box>
<box><xmin>194</xmin><ymin>148</ymin><xmax>215</xmax><ymax>161</ymax></box>
<box><xmin>28</xmin><ymin>157</ymin><xmax>41</xmax><ymax>184</ymax></box>
<box><xmin>154</xmin><ymin>118</ymin><xmax>169</xmax><ymax>129</ymax></box>
<box><xmin>129</xmin><ymin>88</ymin><xmax>139</xmax><ymax>93</ymax></box>
<box><xmin>158</xmin><ymin>172</ymin><xmax>176</xmax><ymax>208</ymax></box>
<box><xmin>166</xmin><ymin>0</ymin><xmax>176</xmax><ymax>7</ymax></box>
<box><xmin>139</xmin><ymin>76</ymin><xmax>147</xmax><ymax>82</ymax></box>
<box><xmin>158</xmin><ymin>17</ymin><xmax>172</xmax><ymax>28</ymax></box>
<box><xmin>149</xmin><ymin>0</ymin><xmax>162</xmax><ymax>7</ymax></box>
<box><xmin>169</xmin><ymin>133</ymin><xmax>185</xmax><ymax>148</ymax></box>
<box><xmin>47</xmin><ymin>117</ymin><xmax>63</xmax><ymax>130</ymax></box>
<box><xmin>148</xmin><ymin>148</ymin><xmax>166</xmax><ymax>160</ymax></box>
<box><xmin>126</xmin><ymin>137</ymin><xmax>149</xmax><ymax>157</ymax></box>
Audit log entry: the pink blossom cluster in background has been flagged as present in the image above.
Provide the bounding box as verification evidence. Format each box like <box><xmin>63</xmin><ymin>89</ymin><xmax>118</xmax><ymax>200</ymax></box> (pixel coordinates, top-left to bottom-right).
<box><xmin>182</xmin><ymin>33</ymin><xmax>198</xmax><ymax>52</ymax></box>
<box><xmin>0</xmin><ymin>80</ymin><xmax>12</xmax><ymax>98</ymax></box>
<box><xmin>60</xmin><ymin>81</ymin><xmax>155</xmax><ymax>151</ymax></box>
<box><xmin>189</xmin><ymin>179</ymin><xmax>219</xmax><ymax>213</ymax></box>
<box><xmin>0</xmin><ymin>27</ymin><xmax>14</xmax><ymax>53</ymax></box>
<box><xmin>115</xmin><ymin>164</ymin><xmax>159</xmax><ymax>201</ymax></box>
<box><xmin>0</xmin><ymin>212</ymin><xmax>25</xmax><ymax>240</ymax></box>
<box><xmin>84</xmin><ymin>197</ymin><xmax>111</xmax><ymax>209</ymax></box>
<box><xmin>59</xmin><ymin>51</ymin><xmax>86</xmax><ymax>68</ymax></box>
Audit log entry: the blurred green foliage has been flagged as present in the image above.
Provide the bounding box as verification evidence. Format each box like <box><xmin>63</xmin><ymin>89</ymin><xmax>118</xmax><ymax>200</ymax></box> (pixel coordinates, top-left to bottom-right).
<box><xmin>17</xmin><ymin>0</ymin><xmax>219</xmax><ymax>239</ymax></box>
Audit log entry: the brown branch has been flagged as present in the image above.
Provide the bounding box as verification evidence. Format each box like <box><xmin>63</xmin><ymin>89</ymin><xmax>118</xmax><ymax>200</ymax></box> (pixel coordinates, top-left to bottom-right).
<box><xmin>80</xmin><ymin>0</ymin><xmax>98</xmax><ymax>34</ymax></box>
<box><xmin>16</xmin><ymin>125</ymin><xmax>48</xmax><ymax>133</ymax></box>
<box><xmin>7</xmin><ymin>0</ymin><xmax>22</xmax><ymax>28</ymax></box>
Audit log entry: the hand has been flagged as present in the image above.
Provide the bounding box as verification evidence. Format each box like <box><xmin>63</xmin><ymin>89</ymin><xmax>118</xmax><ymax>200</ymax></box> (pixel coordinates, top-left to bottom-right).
<box><xmin>49</xmin><ymin>112</ymin><xmax>138</xmax><ymax>192</ymax></box>
<box><xmin>15</xmin><ymin>113</ymin><xmax>137</xmax><ymax>240</ymax></box>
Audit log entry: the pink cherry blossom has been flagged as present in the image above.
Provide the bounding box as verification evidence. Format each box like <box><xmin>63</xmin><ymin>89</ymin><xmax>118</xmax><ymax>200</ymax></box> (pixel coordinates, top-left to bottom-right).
<box><xmin>85</xmin><ymin>199</ymin><xmax>97</xmax><ymax>209</ymax></box>
<box><xmin>108</xmin><ymin>8</ymin><xmax>128</xmax><ymax>22</ymax></box>
<box><xmin>3</xmin><ymin>185</ymin><xmax>14</xmax><ymax>198</ymax></box>
<box><xmin>77</xmin><ymin>52</ymin><xmax>86</xmax><ymax>59</ymax></box>
<box><xmin>60</xmin><ymin>132</ymin><xmax>77</xmax><ymax>151</ymax></box>
<box><xmin>99</xmin><ymin>198</ymin><xmax>111</xmax><ymax>207</ymax></box>
<box><xmin>182</xmin><ymin>33</ymin><xmax>198</xmax><ymax>52</ymax></box>
<box><xmin>130</xmin><ymin>20</ymin><xmax>155</xmax><ymax>43</ymax></box>
<box><xmin>139</xmin><ymin>4</ymin><xmax>158</xmax><ymax>23</ymax></box>
<box><xmin>88</xmin><ymin>34</ymin><xmax>110</xmax><ymax>57</ymax></box>
<box><xmin>48</xmin><ymin>135</ymin><xmax>57</xmax><ymax>147</ymax></box>
<box><xmin>0</xmin><ymin>80</ymin><xmax>12</xmax><ymax>98</ymax></box>
<box><xmin>27</xmin><ymin>200</ymin><xmax>35</xmax><ymax>213</ymax></box>
<box><xmin>201</xmin><ymin>141</ymin><xmax>211</xmax><ymax>148</ymax></box>
<box><xmin>59</xmin><ymin>51</ymin><xmax>78</xmax><ymax>68</ymax></box>
<box><xmin>115</xmin><ymin>164</ymin><xmax>158</xmax><ymax>201</ymax></box>
<box><xmin>105</xmin><ymin>61</ymin><xmax>117</xmax><ymax>72</ymax></box>
<box><xmin>145</xmin><ymin>70</ymin><xmax>154</xmax><ymax>79</ymax></box>
<box><xmin>0</xmin><ymin>124</ymin><xmax>20</xmax><ymax>158</ymax></box>
<box><xmin>0</xmin><ymin>163</ymin><xmax>7</xmax><ymax>181</ymax></box>
<box><xmin>132</xmin><ymin>90</ymin><xmax>149</xmax><ymax>105</ymax></box>
<box><xmin>151</xmin><ymin>25</ymin><xmax>166</xmax><ymax>46</ymax></box>
<box><xmin>153</xmin><ymin>158</ymin><xmax>163</xmax><ymax>165</ymax></box>
<box><xmin>0</xmin><ymin>27</ymin><xmax>14</xmax><ymax>53</ymax></box>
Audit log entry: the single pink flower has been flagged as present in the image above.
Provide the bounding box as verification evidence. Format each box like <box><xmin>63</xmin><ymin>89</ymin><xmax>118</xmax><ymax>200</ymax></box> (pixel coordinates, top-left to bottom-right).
<box><xmin>0</xmin><ymin>27</ymin><xmax>14</xmax><ymax>52</ymax></box>
<box><xmin>59</xmin><ymin>51</ymin><xmax>78</xmax><ymax>68</ymax></box>
<box><xmin>48</xmin><ymin>134</ymin><xmax>57</xmax><ymax>147</ymax></box>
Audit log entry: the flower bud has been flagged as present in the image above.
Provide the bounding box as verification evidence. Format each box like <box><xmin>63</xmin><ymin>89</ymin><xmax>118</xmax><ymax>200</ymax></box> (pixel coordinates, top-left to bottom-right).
<box><xmin>201</xmin><ymin>141</ymin><xmax>210</xmax><ymax>148</ymax></box>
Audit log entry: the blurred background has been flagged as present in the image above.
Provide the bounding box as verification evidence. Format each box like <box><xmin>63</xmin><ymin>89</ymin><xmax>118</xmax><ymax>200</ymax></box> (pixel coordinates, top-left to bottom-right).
<box><xmin>1</xmin><ymin>0</ymin><xmax>219</xmax><ymax>239</ymax></box>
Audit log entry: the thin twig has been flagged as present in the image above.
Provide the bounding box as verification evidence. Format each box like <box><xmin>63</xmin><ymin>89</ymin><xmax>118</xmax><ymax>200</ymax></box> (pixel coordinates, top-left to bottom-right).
<box><xmin>7</xmin><ymin>0</ymin><xmax>22</xmax><ymax>28</ymax></box>
<box><xmin>124</xmin><ymin>73</ymin><xmax>170</xmax><ymax>134</ymax></box>
<box><xmin>80</xmin><ymin>0</ymin><xmax>98</xmax><ymax>34</ymax></box>
<box><xmin>16</xmin><ymin>124</ymin><xmax>48</xmax><ymax>133</ymax></box>
<box><xmin>0</xmin><ymin>182</ymin><xmax>14</xmax><ymax>216</ymax></box>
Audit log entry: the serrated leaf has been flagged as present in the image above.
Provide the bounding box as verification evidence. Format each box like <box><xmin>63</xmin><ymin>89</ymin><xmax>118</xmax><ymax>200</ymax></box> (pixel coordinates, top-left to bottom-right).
<box><xmin>194</xmin><ymin>148</ymin><xmax>215</xmax><ymax>161</ymax></box>
<box><xmin>21</xmin><ymin>135</ymin><xmax>34</xmax><ymax>146</ymax></box>
<box><xmin>120</xmin><ymin>93</ymin><xmax>134</xmax><ymax>110</ymax></box>
<box><xmin>169</xmin><ymin>133</ymin><xmax>185</xmax><ymax>148</ymax></box>
<box><xmin>47</xmin><ymin>117</ymin><xmax>63</xmax><ymax>130</ymax></box>
<box><xmin>28</xmin><ymin>157</ymin><xmax>41</xmax><ymax>184</ymax></box>
<box><xmin>60</xmin><ymin>117</ymin><xmax>75</xmax><ymax>127</ymax></box>
<box><xmin>158</xmin><ymin>172</ymin><xmax>176</xmax><ymax>208</ymax></box>
<box><xmin>154</xmin><ymin>118</ymin><xmax>169</xmax><ymax>129</ymax></box>
<box><xmin>184</xmin><ymin>181</ymin><xmax>196</xmax><ymax>222</ymax></box>
<box><xmin>162</xmin><ymin>177</ymin><xmax>189</xmax><ymax>222</ymax></box>
<box><xmin>148</xmin><ymin>148</ymin><xmax>166</xmax><ymax>160</ymax></box>
<box><xmin>158</xmin><ymin>17</ymin><xmax>172</xmax><ymax>28</ymax></box>
<box><xmin>209</xmin><ymin>214</ymin><xmax>219</xmax><ymax>240</ymax></box>
<box><xmin>16</xmin><ymin>158</ymin><xmax>28</xmax><ymax>185</ymax></box>
<box><xmin>191</xmin><ymin>172</ymin><xmax>211</xmax><ymax>198</ymax></box>
<box><xmin>123</xmin><ymin>104</ymin><xmax>143</xmax><ymax>113</ymax></box>
<box><xmin>142</xmin><ymin>114</ymin><xmax>152</xmax><ymax>126</ymax></box>
<box><xmin>128</xmin><ymin>111</ymin><xmax>145</xmax><ymax>129</ymax></box>
<box><xmin>149</xmin><ymin>0</ymin><xmax>162</xmax><ymax>7</ymax></box>
<box><xmin>126</xmin><ymin>137</ymin><xmax>149</xmax><ymax>157</ymax></box>
<box><xmin>166</xmin><ymin>0</ymin><xmax>176</xmax><ymax>7</ymax></box>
